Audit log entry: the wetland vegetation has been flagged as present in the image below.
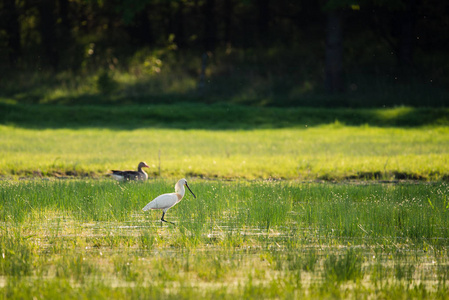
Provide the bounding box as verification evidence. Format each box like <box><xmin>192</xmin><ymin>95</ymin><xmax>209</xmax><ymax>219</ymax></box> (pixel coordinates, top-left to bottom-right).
<box><xmin>1</xmin><ymin>179</ymin><xmax>449</xmax><ymax>299</ymax></box>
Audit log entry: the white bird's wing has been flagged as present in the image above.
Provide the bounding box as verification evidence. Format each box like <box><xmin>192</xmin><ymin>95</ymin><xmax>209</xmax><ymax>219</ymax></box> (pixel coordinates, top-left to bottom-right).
<box><xmin>142</xmin><ymin>193</ymin><xmax>178</xmax><ymax>211</ymax></box>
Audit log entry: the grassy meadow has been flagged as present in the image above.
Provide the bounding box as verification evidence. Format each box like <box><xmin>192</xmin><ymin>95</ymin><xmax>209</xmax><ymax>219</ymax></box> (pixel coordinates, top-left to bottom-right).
<box><xmin>1</xmin><ymin>104</ymin><xmax>449</xmax><ymax>181</ymax></box>
<box><xmin>1</xmin><ymin>102</ymin><xmax>449</xmax><ymax>298</ymax></box>
<box><xmin>1</xmin><ymin>125</ymin><xmax>449</xmax><ymax>181</ymax></box>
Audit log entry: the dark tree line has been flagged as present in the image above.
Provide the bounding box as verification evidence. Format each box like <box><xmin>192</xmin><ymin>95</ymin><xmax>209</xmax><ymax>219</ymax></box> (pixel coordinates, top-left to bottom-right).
<box><xmin>0</xmin><ymin>0</ymin><xmax>448</xmax><ymax>93</ymax></box>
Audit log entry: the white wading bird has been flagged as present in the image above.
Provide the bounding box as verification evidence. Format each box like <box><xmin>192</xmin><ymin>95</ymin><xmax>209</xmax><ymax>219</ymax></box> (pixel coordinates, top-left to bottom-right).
<box><xmin>142</xmin><ymin>178</ymin><xmax>196</xmax><ymax>224</ymax></box>
<box><xmin>110</xmin><ymin>161</ymin><xmax>150</xmax><ymax>181</ymax></box>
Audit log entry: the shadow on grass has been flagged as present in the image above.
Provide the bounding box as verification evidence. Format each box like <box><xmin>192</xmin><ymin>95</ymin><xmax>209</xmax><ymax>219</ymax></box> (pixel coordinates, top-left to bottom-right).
<box><xmin>0</xmin><ymin>101</ymin><xmax>448</xmax><ymax>130</ymax></box>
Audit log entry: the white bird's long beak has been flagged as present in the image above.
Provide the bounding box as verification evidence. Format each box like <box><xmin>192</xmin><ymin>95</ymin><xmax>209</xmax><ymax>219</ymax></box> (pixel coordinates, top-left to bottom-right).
<box><xmin>185</xmin><ymin>183</ymin><xmax>196</xmax><ymax>198</ymax></box>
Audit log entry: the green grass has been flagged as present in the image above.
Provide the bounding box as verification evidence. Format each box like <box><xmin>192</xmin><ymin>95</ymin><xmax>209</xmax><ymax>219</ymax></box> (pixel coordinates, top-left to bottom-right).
<box><xmin>1</xmin><ymin>99</ymin><xmax>449</xmax><ymax>298</ymax></box>
<box><xmin>1</xmin><ymin>120</ymin><xmax>448</xmax><ymax>180</ymax></box>
<box><xmin>1</xmin><ymin>101</ymin><xmax>449</xmax><ymax>129</ymax></box>
<box><xmin>1</xmin><ymin>179</ymin><xmax>449</xmax><ymax>299</ymax></box>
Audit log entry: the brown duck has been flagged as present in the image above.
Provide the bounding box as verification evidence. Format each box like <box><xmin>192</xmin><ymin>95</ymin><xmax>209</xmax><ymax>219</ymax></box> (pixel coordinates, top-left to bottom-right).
<box><xmin>110</xmin><ymin>162</ymin><xmax>150</xmax><ymax>181</ymax></box>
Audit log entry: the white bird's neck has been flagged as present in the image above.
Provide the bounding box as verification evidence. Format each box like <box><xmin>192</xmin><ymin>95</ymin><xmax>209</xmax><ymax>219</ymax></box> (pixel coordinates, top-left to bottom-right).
<box><xmin>175</xmin><ymin>182</ymin><xmax>185</xmax><ymax>198</ymax></box>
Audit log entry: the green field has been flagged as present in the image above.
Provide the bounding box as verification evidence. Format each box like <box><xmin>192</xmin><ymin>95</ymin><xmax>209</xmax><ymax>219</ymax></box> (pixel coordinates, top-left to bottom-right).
<box><xmin>1</xmin><ymin>123</ymin><xmax>449</xmax><ymax>181</ymax></box>
<box><xmin>2</xmin><ymin>103</ymin><xmax>449</xmax><ymax>181</ymax></box>
<box><xmin>1</xmin><ymin>179</ymin><xmax>449</xmax><ymax>299</ymax></box>
<box><xmin>1</xmin><ymin>103</ymin><xmax>449</xmax><ymax>298</ymax></box>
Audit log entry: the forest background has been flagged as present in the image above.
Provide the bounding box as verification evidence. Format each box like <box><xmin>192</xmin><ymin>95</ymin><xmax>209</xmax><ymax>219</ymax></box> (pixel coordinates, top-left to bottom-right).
<box><xmin>1</xmin><ymin>0</ymin><xmax>448</xmax><ymax>108</ymax></box>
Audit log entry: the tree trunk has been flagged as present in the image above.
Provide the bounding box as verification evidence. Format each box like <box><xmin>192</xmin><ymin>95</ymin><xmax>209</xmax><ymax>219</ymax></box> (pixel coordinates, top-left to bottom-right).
<box><xmin>57</xmin><ymin>0</ymin><xmax>73</xmax><ymax>69</ymax></box>
<box><xmin>37</xmin><ymin>0</ymin><xmax>59</xmax><ymax>70</ymax></box>
<box><xmin>175</xmin><ymin>0</ymin><xmax>186</xmax><ymax>48</ymax></box>
<box><xmin>58</xmin><ymin>0</ymin><xmax>70</xmax><ymax>35</ymax></box>
<box><xmin>397</xmin><ymin>0</ymin><xmax>417</xmax><ymax>70</ymax></box>
<box><xmin>3</xmin><ymin>0</ymin><xmax>22</xmax><ymax>66</ymax></box>
<box><xmin>324</xmin><ymin>11</ymin><xmax>344</xmax><ymax>94</ymax></box>
<box><xmin>256</xmin><ymin>0</ymin><xmax>270</xmax><ymax>45</ymax></box>
<box><xmin>132</xmin><ymin>8</ymin><xmax>153</xmax><ymax>46</ymax></box>
<box><xmin>203</xmin><ymin>0</ymin><xmax>216</xmax><ymax>51</ymax></box>
<box><xmin>223</xmin><ymin>0</ymin><xmax>233</xmax><ymax>47</ymax></box>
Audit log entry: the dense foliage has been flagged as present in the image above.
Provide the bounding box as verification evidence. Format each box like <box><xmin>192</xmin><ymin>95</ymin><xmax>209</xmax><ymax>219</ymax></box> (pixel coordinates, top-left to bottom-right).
<box><xmin>1</xmin><ymin>0</ymin><xmax>448</xmax><ymax>105</ymax></box>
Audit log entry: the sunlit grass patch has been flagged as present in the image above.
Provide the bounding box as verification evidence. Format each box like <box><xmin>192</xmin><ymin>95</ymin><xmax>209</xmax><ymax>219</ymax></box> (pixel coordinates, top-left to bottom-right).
<box><xmin>1</xmin><ymin>125</ymin><xmax>448</xmax><ymax>181</ymax></box>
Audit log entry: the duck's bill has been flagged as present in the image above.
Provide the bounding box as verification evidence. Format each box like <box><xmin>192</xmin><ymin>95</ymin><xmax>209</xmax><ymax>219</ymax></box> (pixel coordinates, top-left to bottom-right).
<box><xmin>186</xmin><ymin>183</ymin><xmax>196</xmax><ymax>198</ymax></box>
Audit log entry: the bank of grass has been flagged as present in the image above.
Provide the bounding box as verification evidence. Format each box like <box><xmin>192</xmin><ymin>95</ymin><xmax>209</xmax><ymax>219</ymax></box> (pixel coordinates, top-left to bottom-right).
<box><xmin>0</xmin><ymin>120</ymin><xmax>448</xmax><ymax>181</ymax></box>
<box><xmin>1</xmin><ymin>179</ymin><xmax>449</xmax><ymax>299</ymax></box>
